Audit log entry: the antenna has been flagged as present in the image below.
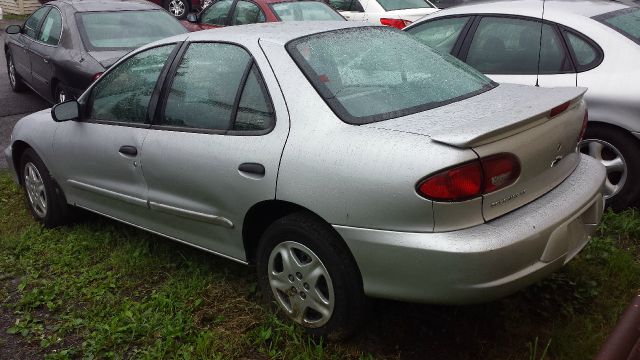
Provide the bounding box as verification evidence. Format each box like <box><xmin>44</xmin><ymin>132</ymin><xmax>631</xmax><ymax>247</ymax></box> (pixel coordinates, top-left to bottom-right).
<box><xmin>535</xmin><ymin>0</ymin><xmax>546</xmax><ymax>87</ymax></box>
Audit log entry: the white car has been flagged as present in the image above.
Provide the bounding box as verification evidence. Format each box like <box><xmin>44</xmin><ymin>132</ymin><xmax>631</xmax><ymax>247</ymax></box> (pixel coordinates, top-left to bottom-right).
<box><xmin>327</xmin><ymin>0</ymin><xmax>439</xmax><ymax>28</ymax></box>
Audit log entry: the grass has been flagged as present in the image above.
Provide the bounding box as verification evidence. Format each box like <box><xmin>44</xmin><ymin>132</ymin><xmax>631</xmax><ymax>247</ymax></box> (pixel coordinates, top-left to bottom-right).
<box><xmin>1</xmin><ymin>13</ymin><xmax>28</xmax><ymax>21</ymax></box>
<box><xmin>0</xmin><ymin>170</ymin><xmax>639</xmax><ymax>359</ymax></box>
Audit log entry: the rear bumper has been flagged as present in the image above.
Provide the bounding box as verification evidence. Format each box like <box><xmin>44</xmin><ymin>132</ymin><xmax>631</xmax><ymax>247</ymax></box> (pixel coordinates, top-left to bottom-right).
<box><xmin>3</xmin><ymin>145</ymin><xmax>18</xmax><ymax>183</ymax></box>
<box><xmin>335</xmin><ymin>154</ymin><xmax>606</xmax><ymax>304</ymax></box>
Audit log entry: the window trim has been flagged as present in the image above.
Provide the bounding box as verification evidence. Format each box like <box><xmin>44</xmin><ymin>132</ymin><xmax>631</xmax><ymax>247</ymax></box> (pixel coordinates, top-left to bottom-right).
<box><xmin>152</xmin><ymin>40</ymin><xmax>276</xmax><ymax>136</ymax></box>
<box><xmin>592</xmin><ymin>7</ymin><xmax>640</xmax><ymax>46</ymax></box>
<box><xmin>458</xmin><ymin>14</ymin><xmax>576</xmax><ymax>75</ymax></box>
<box><xmin>75</xmin><ymin>10</ymin><xmax>184</xmax><ymax>52</ymax></box>
<box><xmin>81</xmin><ymin>42</ymin><xmax>182</xmax><ymax>127</ymax></box>
<box><xmin>405</xmin><ymin>14</ymin><xmax>475</xmax><ymax>58</ymax></box>
<box><xmin>268</xmin><ymin>1</ymin><xmax>346</xmax><ymax>21</ymax></box>
<box><xmin>34</xmin><ymin>6</ymin><xmax>64</xmax><ymax>47</ymax></box>
<box><xmin>285</xmin><ymin>26</ymin><xmax>497</xmax><ymax>125</ymax></box>
<box><xmin>559</xmin><ymin>26</ymin><xmax>604</xmax><ymax>73</ymax></box>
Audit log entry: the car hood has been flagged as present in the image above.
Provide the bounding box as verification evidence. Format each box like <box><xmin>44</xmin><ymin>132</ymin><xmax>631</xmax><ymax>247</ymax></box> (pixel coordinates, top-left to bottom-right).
<box><xmin>366</xmin><ymin>83</ymin><xmax>587</xmax><ymax>148</ymax></box>
<box><xmin>87</xmin><ymin>50</ymin><xmax>130</xmax><ymax>69</ymax></box>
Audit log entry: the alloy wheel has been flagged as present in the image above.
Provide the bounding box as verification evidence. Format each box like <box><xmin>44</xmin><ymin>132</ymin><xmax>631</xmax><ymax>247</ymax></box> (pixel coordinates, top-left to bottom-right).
<box><xmin>580</xmin><ymin>139</ymin><xmax>627</xmax><ymax>199</ymax></box>
<box><xmin>267</xmin><ymin>241</ymin><xmax>334</xmax><ymax>328</ymax></box>
<box><xmin>23</xmin><ymin>162</ymin><xmax>47</xmax><ymax>218</ymax></box>
<box><xmin>8</xmin><ymin>57</ymin><xmax>16</xmax><ymax>88</ymax></box>
<box><xmin>168</xmin><ymin>0</ymin><xmax>186</xmax><ymax>17</ymax></box>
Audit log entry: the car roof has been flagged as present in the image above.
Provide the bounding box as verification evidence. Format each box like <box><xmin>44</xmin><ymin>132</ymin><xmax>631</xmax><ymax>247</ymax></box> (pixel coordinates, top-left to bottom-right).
<box><xmin>48</xmin><ymin>0</ymin><xmax>162</xmax><ymax>12</ymax></box>
<box><xmin>432</xmin><ymin>0</ymin><xmax>629</xmax><ymax>19</ymax></box>
<box><xmin>182</xmin><ymin>21</ymin><xmax>372</xmax><ymax>45</ymax></box>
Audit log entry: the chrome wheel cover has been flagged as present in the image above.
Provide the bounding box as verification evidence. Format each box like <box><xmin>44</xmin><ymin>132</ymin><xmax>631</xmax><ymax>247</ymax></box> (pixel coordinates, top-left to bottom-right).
<box><xmin>580</xmin><ymin>139</ymin><xmax>627</xmax><ymax>199</ymax></box>
<box><xmin>8</xmin><ymin>58</ymin><xmax>16</xmax><ymax>88</ymax></box>
<box><xmin>168</xmin><ymin>0</ymin><xmax>186</xmax><ymax>17</ymax></box>
<box><xmin>23</xmin><ymin>162</ymin><xmax>47</xmax><ymax>218</ymax></box>
<box><xmin>267</xmin><ymin>241</ymin><xmax>334</xmax><ymax>328</ymax></box>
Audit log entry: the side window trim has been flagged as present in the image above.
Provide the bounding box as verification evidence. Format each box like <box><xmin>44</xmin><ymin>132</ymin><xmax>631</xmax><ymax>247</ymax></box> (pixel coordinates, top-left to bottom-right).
<box><xmin>559</xmin><ymin>26</ymin><xmax>604</xmax><ymax>73</ymax></box>
<box><xmin>152</xmin><ymin>41</ymin><xmax>276</xmax><ymax>136</ymax></box>
<box><xmin>225</xmin><ymin>0</ymin><xmax>241</xmax><ymax>26</ymax></box>
<box><xmin>23</xmin><ymin>6</ymin><xmax>51</xmax><ymax>40</ymax></box>
<box><xmin>34</xmin><ymin>6</ymin><xmax>63</xmax><ymax>47</ymax></box>
<box><xmin>458</xmin><ymin>14</ymin><xmax>576</xmax><ymax>74</ymax></box>
<box><xmin>82</xmin><ymin>43</ymin><xmax>181</xmax><ymax>127</ymax></box>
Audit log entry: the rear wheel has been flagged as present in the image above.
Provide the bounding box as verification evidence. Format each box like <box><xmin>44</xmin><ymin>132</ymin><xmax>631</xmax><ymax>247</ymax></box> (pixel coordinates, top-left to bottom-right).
<box><xmin>7</xmin><ymin>53</ymin><xmax>26</xmax><ymax>92</ymax></box>
<box><xmin>20</xmin><ymin>149</ymin><xmax>73</xmax><ymax>228</ymax></box>
<box><xmin>580</xmin><ymin>125</ymin><xmax>640</xmax><ymax>210</ymax></box>
<box><xmin>256</xmin><ymin>212</ymin><xmax>367</xmax><ymax>340</ymax></box>
<box><xmin>166</xmin><ymin>0</ymin><xmax>189</xmax><ymax>19</ymax></box>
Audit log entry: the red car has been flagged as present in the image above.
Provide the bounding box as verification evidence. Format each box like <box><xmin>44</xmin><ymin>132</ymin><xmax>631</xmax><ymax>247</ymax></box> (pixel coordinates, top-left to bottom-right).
<box><xmin>181</xmin><ymin>0</ymin><xmax>344</xmax><ymax>31</ymax></box>
<box><xmin>148</xmin><ymin>0</ymin><xmax>202</xmax><ymax>19</ymax></box>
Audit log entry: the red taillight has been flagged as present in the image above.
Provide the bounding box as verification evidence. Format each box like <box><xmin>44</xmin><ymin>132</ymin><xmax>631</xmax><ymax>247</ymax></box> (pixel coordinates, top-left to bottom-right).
<box><xmin>91</xmin><ymin>72</ymin><xmax>103</xmax><ymax>82</ymax></box>
<box><xmin>549</xmin><ymin>101</ymin><xmax>571</xmax><ymax>118</ymax></box>
<box><xmin>578</xmin><ymin>109</ymin><xmax>588</xmax><ymax>143</ymax></box>
<box><xmin>380</xmin><ymin>18</ymin><xmax>411</xmax><ymax>29</ymax></box>
<box><xmin>417</xmin><ymin>153</ymin><xmax>521</xmax><ymax>201</ymax></box>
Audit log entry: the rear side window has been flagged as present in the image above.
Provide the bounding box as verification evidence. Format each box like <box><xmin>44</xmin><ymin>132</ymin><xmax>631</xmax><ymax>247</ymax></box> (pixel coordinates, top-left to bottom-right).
<box><xmin>594</xmin><ymin>7</ymin><xmax>640</xmax><ymax>45</ymax></box>
<box><xmin>466</xmin><ymin>17</ymin><xmax>571</xmax><ymax>75</ymax></box>
<box><xmin>564</xmin><ymin>30</ymin><xmax>601</xmax><ymax>71</ymax></box>
<box><xmin>327</xmin><ymin>0</ymin><xmax>363</xmax><ymax>12</ymax></box>
<box><xmin>377</xmin><ymin>0</ymin><xmax>433</xmax><ymax>11</ymax></box>
<box><xmin>37</xmin><ymin>8</ymin><xmax>62</xmax><ymax>45</ymax></box>
<box><xmin>406</xmin><ymin>17</ymin><xmax>470</xmax><ymax>53</ymax></box>
<box><xmin>287</xmin><ymin>27</ymin><xmax>494</xmax><ymax>124</ymax></box>
<box><xmin>271</xmin><ymin>2</ymin><xmax>344</xmax><ymax>21</ymax></box>
<box><xmin>24</xmin><ymin>7</ymin><xmax>49</xmax><ymax>39</ymax></box>
<box><xmin>160</xmin><ymin>43</ymin><xmax>274</xmax><ymax>132</ymax></box>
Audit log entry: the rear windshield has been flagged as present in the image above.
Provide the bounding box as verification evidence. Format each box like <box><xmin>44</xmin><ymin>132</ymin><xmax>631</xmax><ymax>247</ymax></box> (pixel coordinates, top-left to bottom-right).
<box><xmin>286</xmin><ymin>27</ymin><xmax>495</xmax><ymax>124</ymax></box>
<box><xmin>271</xmin><ymin>2</ymin><xmax>344</xmax><ymax>21</ymax></box>
<box><xmin>377</xmin><ymin>0</ymin><xmax>433</xmax><ymax>11</ymax></box>
<box><xmin>77</xmin><ymin>10</ymin><xmax>187</xmax><ymax>51</ymax></box>
<box><xmin>593</xmin><ymin>7</ymin><xmax>640</xmax><ymax>45</ymax></box>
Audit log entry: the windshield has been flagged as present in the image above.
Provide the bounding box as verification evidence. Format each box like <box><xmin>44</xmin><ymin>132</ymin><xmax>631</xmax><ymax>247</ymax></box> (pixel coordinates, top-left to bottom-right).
<box><xmin>271</xmin><ymin>2</ymin><xmax>344</xmax><ymax>21</ymax></box>
<box><xmin>594</xmin><ymin>7</ymin><xmax>640</xmax><ymax>45</ymax></box>
<box><xmin>77</xmin><ymin>10</ymin><xmax>187</xmax><ymax>51</ymax></box>
<box><xmin>287</xmin><ymin>27</ymin><xmax>495</xmax><ymax>124</ymax></box>
<box><xmin>377</xmin><ymin>0</ymin><xmax>433</xmax><ymax>11</ymax></box>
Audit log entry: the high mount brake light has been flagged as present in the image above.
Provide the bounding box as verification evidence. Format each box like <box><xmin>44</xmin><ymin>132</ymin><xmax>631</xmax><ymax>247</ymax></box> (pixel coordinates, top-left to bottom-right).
<box><xmin>380</xmin><ymin>18</ymin><xmax>411</xmax><ymax>29</ymax></box>
<box><xmin>417</xmin><ymin>154</ymin><xmax>521</xmax><ymax>202</ymax></box>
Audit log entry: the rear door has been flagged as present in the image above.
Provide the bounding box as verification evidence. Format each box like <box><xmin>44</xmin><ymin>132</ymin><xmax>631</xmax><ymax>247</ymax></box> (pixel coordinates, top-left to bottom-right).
<box><xmin>53</xmin><ymin>44</ymin><xmax>178</xmax><ymax>221</ymax></box>
<box><xmin>459</xmin><ymin>16</ymin><xmax>576</xmax><ymax>87</ymax></box>
<box><xmin>10</xmin><ymin>6</ymin><xmax>50</xmax><ymax>85</ymax></box>
<box><xmin>140</xmin><ymin>41</ymin><xmax>289</xmax><ymax>261</ymax></box>
<box><xmin>29</xmin><ymin>6</ymin><xmax>63</xmax><ymax>100</ymax></box>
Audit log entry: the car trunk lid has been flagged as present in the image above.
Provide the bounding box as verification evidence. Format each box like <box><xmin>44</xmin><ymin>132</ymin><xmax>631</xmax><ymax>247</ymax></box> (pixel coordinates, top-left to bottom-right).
<box><xmin>366</xmin><ymin>83</ymin><xmax>588</xmax><ymax>221</ymax></box>
<box><xmin>87</xmin><ymin>50</ymin><xmax>130</xmax><ymax>69</ymax></box>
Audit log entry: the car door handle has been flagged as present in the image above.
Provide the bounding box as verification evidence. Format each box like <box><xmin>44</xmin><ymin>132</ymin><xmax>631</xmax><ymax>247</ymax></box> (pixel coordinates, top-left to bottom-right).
<box><xmin>238</xmin><ymin>163</ymin><xmax>265</xmax><ymax>176</ymax></box>
<box><xmin>119</xmin><ymin>145</ymin><xmax>138</xmax><ymax>156</ymax></box>
<box><xmin>43</xmin><ymin>58</ymin><xmax>49</xmax><ymax>63</ymax></box>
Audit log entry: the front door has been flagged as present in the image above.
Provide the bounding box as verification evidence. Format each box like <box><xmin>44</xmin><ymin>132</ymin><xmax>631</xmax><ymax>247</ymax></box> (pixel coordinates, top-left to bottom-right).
<box><xmin>10</xmin><ymin>6</ymin><xmax>50</xmax><ymax>85</ymax></box>
<box><xmin>52</xmin><ymin>44</ymin><xmax>178</xmax><ymax>222</ymax></box>
<box><xmin>140</xmin><ymin>41</ymin><xmax>289</xmax><ymax>261</ymax></box>
<box><xmin>29</xmin><ymin>6</ymin><xmax>63</xmax><ymax>99</ymax></box>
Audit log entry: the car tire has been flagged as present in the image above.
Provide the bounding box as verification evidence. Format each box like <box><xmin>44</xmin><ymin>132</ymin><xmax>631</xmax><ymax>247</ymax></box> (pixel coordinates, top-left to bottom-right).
<box><xmin>20</xmin><ymin>148</ymin><xmax>73</xmax><ymax>228</ymax></box>
<box><xmin>256</xmin><ymin>212</ymin><xmax>368</xmax><ymax>340</ymax></box>
<box><xmin>7</xmin><ymin>53</ymin><xmax>26</xmax><ymax>92</ymax></box>
<box><xmin>166</xmin><ymin>0</ymin><xmax>189</xmax><ymax>19</ymax></box>
<box><xmin>53</xmin><ymin>83</ymin><xmax>69</xmax><ymax>104</ymax></box>
<box><xmin>580</xmin><ymin>125</ymin><xmax>640</xmax><ymax>210</ymax></box>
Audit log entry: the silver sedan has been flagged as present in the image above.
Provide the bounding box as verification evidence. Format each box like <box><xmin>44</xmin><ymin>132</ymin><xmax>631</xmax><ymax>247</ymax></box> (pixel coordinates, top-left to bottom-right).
<box><xmin>4</xmin><ymin>22</ymin><xmax>605</xmax><ymax>338</ymax></box>
<box><xmin>406</xmin><ymin>0</ymin><xmax>640</xmax><ymax>210</ymax></box>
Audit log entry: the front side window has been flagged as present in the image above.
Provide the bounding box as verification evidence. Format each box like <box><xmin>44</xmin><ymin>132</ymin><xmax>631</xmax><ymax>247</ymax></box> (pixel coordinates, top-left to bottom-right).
<box><xmin>406</xmin><ymin>17</ymin><xmax>470</xmax><ymax>53</ymax></box>
<box><xmin>37</xmin><ymin>8</ymin><xmax>62</xmax><ymax>45</ymax></box>
<box><xmin>161</xmin><ymin>42</ymin><xmax>273</xmax><ymax>131</ymax></box>
<box><xmin>24</xmin><ymin>7</ymin><xmax>50</xmax><ymax>39</ymax></box>
<box><xmin>466</xmin><ymin>17</ymin><xmax>571</xmax><ymax>75</ymax></box>
<box><xmin>376</xmin><ymin>0</ymin><xmax>433</xmax><ymax>11</ymax></box>
<box><xmin>231</xmin><ymin>1</ymin><xmax>266</xmax><ymax>25</ymax></box>
<box><xmin>594</xmin><ymin>7</ymin><xmax>640</xmax><ymax>45</ymax></box>
<box><xmin>271</xmin><ymin>2</ymin><xmax>344</xmax><ymax>21</ymax></box>
<box><xmin>201</xmin><ymin>0</ymin><xmax>233</xmax><ymax>26</ymax></box>
<box><xmin>287</xmin><ymin>27</ymin><xmax>494</xmax><ymax>124</ymax></box>
<box><xmin>89</xmin><ymin>45</ymin><xmax>175</xmax><ymax>123</ymax></box>
<box><xmin>77</xmin><ymin>10</ymin><xmax>186</xmax><ymax>51</ymax></box>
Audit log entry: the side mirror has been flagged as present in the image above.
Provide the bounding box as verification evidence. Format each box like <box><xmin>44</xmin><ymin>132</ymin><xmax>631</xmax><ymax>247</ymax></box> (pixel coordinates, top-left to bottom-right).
<box><xmin>5</xmin><ymin>25</ymin><xmax>21</xmax><ymax>35</ymax></box>
<box><xmin>186</xmin><ymin>12</ymin><xmax>198</xmax><ymax>23</ymax></box>
<box><xmin>51</xmin><ymin>100</ymin><xmax>80</xmax><ymax>122</ymax></box>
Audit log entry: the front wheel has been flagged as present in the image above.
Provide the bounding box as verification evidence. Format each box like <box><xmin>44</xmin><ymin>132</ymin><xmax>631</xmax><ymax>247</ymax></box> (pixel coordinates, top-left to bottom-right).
<box><xmin>166</xmin><ymin>0</ymin><xmax>189</xmax><ymax>19</ymax></box>
<box><xmin>7</xmin><ymin>53</ymin><xmax>26</xmax><ymax>92</ymax></box>
<box><xmin>580</xmin><ymin>125</ymin><xmax>640</xmax><ymax>210</ymax></box>
<box><xmin>256</xmin><ymin>213</ymin><xmax>367</xmax><ymax>340</ymax></box>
